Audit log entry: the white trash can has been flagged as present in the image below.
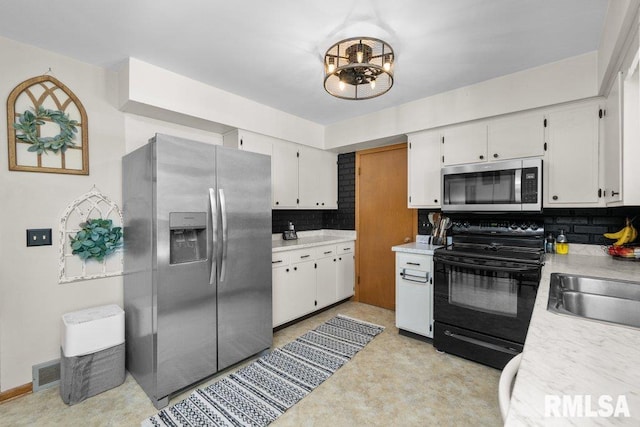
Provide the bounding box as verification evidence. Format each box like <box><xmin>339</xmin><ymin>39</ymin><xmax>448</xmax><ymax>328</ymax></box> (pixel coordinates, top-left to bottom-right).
<box><xmin>60</xmin><ymin>304</ymin><xmax>125</xmax><ymax>405</ymax></box>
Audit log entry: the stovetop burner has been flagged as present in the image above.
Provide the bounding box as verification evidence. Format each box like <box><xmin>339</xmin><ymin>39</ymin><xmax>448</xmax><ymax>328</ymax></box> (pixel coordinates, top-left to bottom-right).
<box><xmin>436</xmin><ymin>218</ymin><xmax>545</xmax><ymax>265</ymax></box>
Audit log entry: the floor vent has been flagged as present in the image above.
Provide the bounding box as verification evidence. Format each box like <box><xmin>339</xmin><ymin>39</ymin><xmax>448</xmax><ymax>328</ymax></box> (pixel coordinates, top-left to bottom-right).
<box><xmin>32</xmin><ymin>359</ymin><xmax>60</xmax><ymax>392</ymax></box>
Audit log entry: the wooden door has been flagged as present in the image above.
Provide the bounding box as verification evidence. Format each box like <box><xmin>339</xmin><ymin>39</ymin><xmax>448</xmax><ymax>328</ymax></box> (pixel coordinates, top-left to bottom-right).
<box><xmin>356</xmin><ymin>144</ymin><xmax>417</xmax><ymax>310</ymax></box>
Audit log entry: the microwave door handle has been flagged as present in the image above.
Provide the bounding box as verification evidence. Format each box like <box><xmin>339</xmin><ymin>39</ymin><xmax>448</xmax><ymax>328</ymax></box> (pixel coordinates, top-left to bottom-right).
<box><xmin>514</xmin><ymin>168</ymin><xmax>522</xmax><ymax>204</ymax></box>
<box><xmin>435</xmin><ymin>257</ymin><xmax>538</xmax><ymax>274</ymax></box>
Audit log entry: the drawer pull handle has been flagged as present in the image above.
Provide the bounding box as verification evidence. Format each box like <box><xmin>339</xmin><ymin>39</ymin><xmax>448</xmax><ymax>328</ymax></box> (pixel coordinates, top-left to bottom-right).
<box><xmin>407</xmin><ymin>262</ymin><xmax>421</xmax><ymax>266</ymax></box>
<box><xmin>272</xmin><ymin>260</ymin><xmax>283</xmax><ymax>264</ymax></box>
<box><xmin>343</xmin><ymin>247</ymin><xmax>351</xmax><ymax>251</ymax></box>
<box><xmin>300</xmin><ymin>255</ymin><xmax>311</xmax><ymax>259</ymax></box>
<box><xmin>324</xmin><ymin>251</ymin><xmax>332</xmax><ymax>254</ymax></box>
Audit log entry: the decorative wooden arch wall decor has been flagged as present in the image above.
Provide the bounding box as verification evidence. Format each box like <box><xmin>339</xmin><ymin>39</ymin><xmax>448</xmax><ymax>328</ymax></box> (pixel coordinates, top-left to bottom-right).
<box><xmin>7</xmin><ymin>75</ymin><xmax>89</xmax><ymax>174</ymax></box>
<box><xmin>59</xmin><ymin>186</ymin><xmax>123</xmax><ymax>284</ymax></box>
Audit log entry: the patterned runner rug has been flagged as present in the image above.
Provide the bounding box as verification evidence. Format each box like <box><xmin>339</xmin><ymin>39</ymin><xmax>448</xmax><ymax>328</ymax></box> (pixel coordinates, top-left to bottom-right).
<box><xmin>142</xmin><ymin>315</ymin><xmax>384</xmax><ymax>427</ymax></box>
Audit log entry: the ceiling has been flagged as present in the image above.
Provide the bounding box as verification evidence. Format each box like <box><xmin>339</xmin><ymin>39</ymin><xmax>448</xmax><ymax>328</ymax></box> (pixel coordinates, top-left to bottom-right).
<box><xmin>0</xmin><ymin>0</ymin><xmax>609</xmax><ymax>126</ymax></box>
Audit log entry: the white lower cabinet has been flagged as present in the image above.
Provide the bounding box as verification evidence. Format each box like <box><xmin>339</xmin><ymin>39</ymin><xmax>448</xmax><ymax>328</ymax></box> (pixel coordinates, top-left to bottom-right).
<box><xmin>272</xmin><ymin>240</ymin><xmax>355</xmax><ymax>328</ymax></box>
<box><xmin>315</xmin><ymin>246</ymin><xmax>337</xmax><ymax>310</ymax></box>
<box><xmin>336</xmin><ymin>243</ymin><xmax>355</xmax><ymax>301</ymax></box>
<box><xmin>395</xmin><ymin>251</ymin><xmax>433</xmax><ymax>338</ymax></box>
<box><xmin>272</xmin><ymin>252</ymin><xmax>315</xmax><ymax>327</ymax></box>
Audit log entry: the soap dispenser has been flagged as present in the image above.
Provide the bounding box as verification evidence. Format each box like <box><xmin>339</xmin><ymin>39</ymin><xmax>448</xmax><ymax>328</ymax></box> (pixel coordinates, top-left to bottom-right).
<box><xmin>556</xmin><ymin>229</ymin><xmax>569</xmax><ymax>254</ymax></box>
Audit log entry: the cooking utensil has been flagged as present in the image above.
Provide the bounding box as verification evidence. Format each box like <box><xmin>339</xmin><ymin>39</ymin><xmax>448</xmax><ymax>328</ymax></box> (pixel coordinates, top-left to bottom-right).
<box><xmin>432</xmin><ymin>212</ymin><xmax>441</xmax><ymax>237</ymax></box>
<box><xmin>439</xmin><ymin>217</ymin><xmax>450</xmax><ymax>241</ymax></box>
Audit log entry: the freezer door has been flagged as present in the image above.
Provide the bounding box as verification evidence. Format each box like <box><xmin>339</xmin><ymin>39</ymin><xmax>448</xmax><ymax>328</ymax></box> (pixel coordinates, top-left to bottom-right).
<box><xmin>154</xmin><ymin>134</ymin><xmax>217</xmax><ymax>398</ymax></box>
<box><xmin>215</xmin><ymin>146</ymin><xmax>273</xmax><ymax>370</ymax></box>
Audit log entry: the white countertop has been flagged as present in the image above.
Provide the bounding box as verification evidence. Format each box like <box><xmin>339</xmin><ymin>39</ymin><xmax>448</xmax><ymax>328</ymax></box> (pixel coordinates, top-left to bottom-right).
<box><xmin>272</xmin><ymin>229</ymin><xmax>356</xmax><ymax>252</ymax></box>
<box><xmin>506</xmin><ymin>249</ymin><xmax>640</xmax><ymax>426</ymax></box>
<box><xmin>391</xmin><ymin>242</ymin><xmax>443</xmax><ymax>255</ymax></box>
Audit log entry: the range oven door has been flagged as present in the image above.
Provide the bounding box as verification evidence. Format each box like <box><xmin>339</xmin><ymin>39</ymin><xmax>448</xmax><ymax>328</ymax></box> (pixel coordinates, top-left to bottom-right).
<box><xmin>433</xmin><ymin>253</ymin><xmax>540</xmax><ymax>368</ymax></box>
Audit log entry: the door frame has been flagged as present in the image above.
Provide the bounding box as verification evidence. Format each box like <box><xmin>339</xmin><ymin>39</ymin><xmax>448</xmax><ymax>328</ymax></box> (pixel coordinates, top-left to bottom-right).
<box><xmin>354</xmin><ymin>143</ymin><xmax>418</xmax><ymax>302</ymax></box>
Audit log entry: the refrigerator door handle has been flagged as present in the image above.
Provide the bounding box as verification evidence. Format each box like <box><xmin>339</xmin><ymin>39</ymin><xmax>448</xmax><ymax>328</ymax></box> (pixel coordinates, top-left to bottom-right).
<box><xmin>209</xmin><ymin>187</ymin><xmax>217</xmax><ymax>286</ymax></box>
<box><xmin>219</xmin><ymin>188</ymin><xmax>228</xmax><ymax>283</ymax></box>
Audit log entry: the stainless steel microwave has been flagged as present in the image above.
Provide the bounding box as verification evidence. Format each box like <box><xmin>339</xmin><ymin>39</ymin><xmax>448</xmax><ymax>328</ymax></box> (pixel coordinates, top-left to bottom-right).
<box><xmin>441</xmin><ymin>158</ymin><xmax>542</xmax><ymax>212</ymax></box>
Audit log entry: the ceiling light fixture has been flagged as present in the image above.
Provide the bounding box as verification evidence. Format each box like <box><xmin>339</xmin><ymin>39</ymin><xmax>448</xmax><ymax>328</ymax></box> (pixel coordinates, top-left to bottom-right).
<box><xmin>324</xmin><ymin>37</ymin><xmax>394</xmax><ymax>100</ymax></box>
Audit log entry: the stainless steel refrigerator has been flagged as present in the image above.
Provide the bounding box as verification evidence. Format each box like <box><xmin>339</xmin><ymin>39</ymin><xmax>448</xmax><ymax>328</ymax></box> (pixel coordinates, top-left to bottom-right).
<box><xmin>122</xmin><ymin>133</ymin><xmax>272</xmax><ymax>408</ymax></box>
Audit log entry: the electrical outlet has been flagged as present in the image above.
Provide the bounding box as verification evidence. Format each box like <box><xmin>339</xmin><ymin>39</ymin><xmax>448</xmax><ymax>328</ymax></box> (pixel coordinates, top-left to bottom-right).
<box><xmin>27</xmin><ymin>229</ymin><xmax>52</xmax><ymax>247</ymax></box>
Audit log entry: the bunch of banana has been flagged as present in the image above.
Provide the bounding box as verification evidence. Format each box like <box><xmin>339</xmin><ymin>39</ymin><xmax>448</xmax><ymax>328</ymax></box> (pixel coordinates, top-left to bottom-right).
<box><xmin>604</xmin><ymin>217</ymin><xmax>637</xmax><ymax>246</ymax></box>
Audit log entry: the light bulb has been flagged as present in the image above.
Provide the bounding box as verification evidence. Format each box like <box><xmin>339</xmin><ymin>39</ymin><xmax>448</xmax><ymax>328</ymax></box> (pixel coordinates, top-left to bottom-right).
<box><xmin>370</xmin><ymin>80</ymin><xmax>376</xmax><ymax>90</ymax></box>
<box><xmin>383</xmin><ymin>62</ymin><xmax>391</xmax><ymax>72</ymax></box>
<box><xmin>383</xmin><ymin>54</ymin><xmax>392</xmax><ymax>71</ymax></box>
<box><xmin>339</xmin><ymin>80</ymin><xmax>345</xmax><ymax>91</ymax></box>
<box><xmin>356</xmin><ymin>43</ymin><xmax>364</xmax><ymax>63</ymax></box>
<box><xmin>327</xmin><ymin>58</ymin><xmax>335</xmax><ymax>73</ymax></box>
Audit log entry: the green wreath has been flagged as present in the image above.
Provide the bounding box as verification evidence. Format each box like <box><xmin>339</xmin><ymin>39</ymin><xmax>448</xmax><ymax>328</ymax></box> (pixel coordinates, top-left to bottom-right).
<box><xmin>13</xmin><ymin>106</ymin><xmax>79</xmax><ymax>155</ymax></box>
<box><xmin>70</xmin><ymin>219</ymin><xmax>123</xmax><ymax>262</ymax></box>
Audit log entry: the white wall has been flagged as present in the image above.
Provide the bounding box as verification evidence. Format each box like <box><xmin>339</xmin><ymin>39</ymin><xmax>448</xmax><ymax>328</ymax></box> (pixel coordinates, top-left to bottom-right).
<box><xmin>0</xmin><ymin>38</ymin><xmax>231</xmax><ymax>393</ymax></box>
<box><xmin>123</xmin><ymin>114</ymin><xmax>223</xmax><ymax>153</ymax></box>
<box><xmin>0</xmin><ymin>36</ymin><xmax>126</xmax><ymax>391</ymax></box>
<box><xmin>598</xmin><ymin>0</ymin><xmax>640</xmax><ymax>93</ymax></box>
<box><xmin>120</xmin><ymin>58</ymin><xmax>325</xmax><ymax>149</ymax></box>
<box><xmin>325</xmin><ymin>52</ymin><xmax>599</xmax><ymax>150</ymax></box>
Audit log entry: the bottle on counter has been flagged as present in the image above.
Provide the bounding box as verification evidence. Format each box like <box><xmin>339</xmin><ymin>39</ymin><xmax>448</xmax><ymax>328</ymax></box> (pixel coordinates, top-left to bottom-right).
<box><xmin>556</xmin><ymin>229</ymin><xmax>569</xmax><ymax>254</ymax></box>
<box><xmin>545</xmin><ymin>232</ymin><xmax>555</xmax><ymax>254</ymax></box>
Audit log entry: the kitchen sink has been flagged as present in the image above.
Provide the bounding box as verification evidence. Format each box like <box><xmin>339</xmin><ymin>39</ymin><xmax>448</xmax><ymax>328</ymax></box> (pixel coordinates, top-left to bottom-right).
<box><xmin>547</xmin><ymin>273</ymin><xmax>640</xmax><ymax>329</ymax></box>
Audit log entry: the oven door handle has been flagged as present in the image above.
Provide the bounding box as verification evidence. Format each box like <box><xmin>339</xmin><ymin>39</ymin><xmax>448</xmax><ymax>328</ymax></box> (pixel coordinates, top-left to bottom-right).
<box><xmin>435</xmin><ymin>257</ymin><xmax>539</xmax><ymax>273</ymax></box>
<box><xmin>444</xmin><ymin>329</ymin><xmax>521</xmax><ymax>356</ymax></box>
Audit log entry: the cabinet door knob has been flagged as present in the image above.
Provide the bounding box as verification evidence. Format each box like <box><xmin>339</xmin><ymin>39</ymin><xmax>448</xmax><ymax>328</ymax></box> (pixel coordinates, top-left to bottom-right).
<box><xmin>294</xmin><ymin>266</ymin><xmax>297</xmax><ymax>271</ymax></box>
<box><xmin>286</xmin><ymin>268</ymin><xmax>289</xmax><ymax>272</ymax></box>
<box><xmin>479</xmin><ymin>155</ymin><xmax>484</xmax><ymax>160</ymax></box>
<box><xmin>493</xmin><ymin>153</ymin><xmax>499</xmax><ymax>158</ymax></box>
<box><xmin>552</xmin><ymin>195</ymin><xmax>558</xmax><ymax>200</ymax></box>
<box><xmin>316</xmin><ymin>202</ymin><xmax>319</xmax><ymax>206</ymax></box>
<box><xmin>275</xmin><ymin>201</ymin><xmax>279</xmax><ymax>205</ymax></box>
<box><xmin>434</xmin><ymin>199</ymin><xmax>438</xmax><ymax>203</ymax></box>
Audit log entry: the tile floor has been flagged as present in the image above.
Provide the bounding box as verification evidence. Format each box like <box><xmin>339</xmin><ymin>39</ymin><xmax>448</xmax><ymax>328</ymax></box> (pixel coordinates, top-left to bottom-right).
<box><xmin>0</xmin><ymin>302</ymin><xmax>502</xmax><ymax>426</ymax></box>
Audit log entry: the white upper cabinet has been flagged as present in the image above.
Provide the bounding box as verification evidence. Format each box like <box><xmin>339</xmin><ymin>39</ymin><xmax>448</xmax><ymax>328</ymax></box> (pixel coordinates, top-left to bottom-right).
<box><xmin>223</xmin><ymin>129</ymin><xmax>273</xmax><ymax>156</ymax></box>
<box><xmin>272</xmin><ymin>140</ymin><xmax>337</xmax><ymax>210</ymax></box>
<box><xmin>408</xmin><ymin>130</ymin><xmax>441</xmax><ymax>208</ymax></box>
<box><xmin>604</xmin><ymin>72</ymin><xmax>623</xmax><ymax>205</ymax></box>
<box><xmin>544</xmin><ymin>101</ymin><xmax>602</xmax><ymax>207</ymax></box>
<box><xmin>620</xmin><ymin>52</ymin><xmax>640</xmax><ymax>206</ymax></box>
<box><xmin>442</xmin><ymin>122</ymin><xmax>488</xmax><ymax>166</ymax></box>
<box><xmin>487</xmin><ymin>112</ymin><xmax>545</xmax><ymax>161</ymax></box>
<box><xmin>298</xmin><ymin>146</ymin><xmax>338</xmax><ymax>209</ymax></box>
<box><xmin>272</xmin><ymin>140</ymin><xmax>299</xmax><ymax>209</ymax></box>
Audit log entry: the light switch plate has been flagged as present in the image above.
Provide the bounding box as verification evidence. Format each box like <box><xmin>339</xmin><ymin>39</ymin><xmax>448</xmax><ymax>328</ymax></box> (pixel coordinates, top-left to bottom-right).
<box><xmin>27</xmin><ymin>228</ymin><xmax>52</xmax><ymax>247</ymax></box>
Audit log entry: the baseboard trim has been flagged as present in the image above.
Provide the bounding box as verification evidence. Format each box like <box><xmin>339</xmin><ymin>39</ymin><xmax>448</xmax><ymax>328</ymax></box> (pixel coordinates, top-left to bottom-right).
<box><xmin>0</xmin><ymin>383</ymin><xmax>32</xmax><ymax>402</ymax></box>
